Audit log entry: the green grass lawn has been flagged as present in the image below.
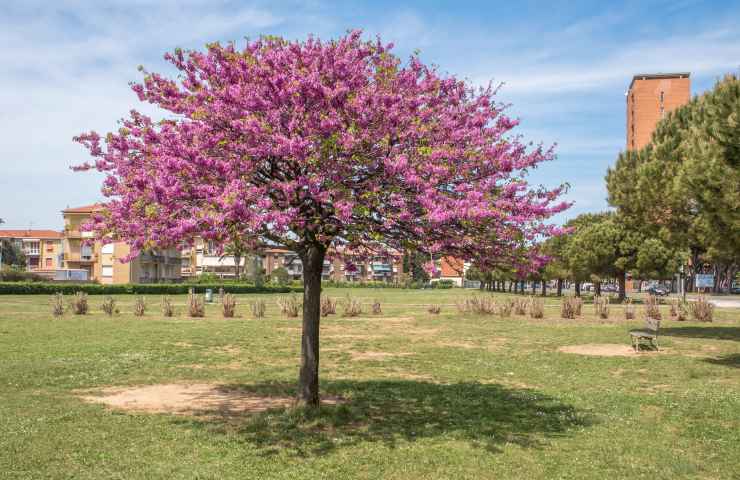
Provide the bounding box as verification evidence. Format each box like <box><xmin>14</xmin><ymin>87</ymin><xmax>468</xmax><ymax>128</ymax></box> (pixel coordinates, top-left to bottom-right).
<box><xmin>1</xmin><ymin>289</ymin><xmax>738</xmax><ymax>479</ymax></box>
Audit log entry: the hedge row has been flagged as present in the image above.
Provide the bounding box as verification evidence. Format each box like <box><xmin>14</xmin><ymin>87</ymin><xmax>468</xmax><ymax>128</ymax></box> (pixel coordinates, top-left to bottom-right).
<box><xmin>0</xmin><ymin>282</ymin><xmax>302</xmax><ymax>295</ymax></box>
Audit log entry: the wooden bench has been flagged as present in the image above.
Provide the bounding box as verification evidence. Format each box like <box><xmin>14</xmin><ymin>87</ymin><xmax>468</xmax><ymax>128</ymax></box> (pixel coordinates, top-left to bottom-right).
<box><xmin>629</xmin><ymin>317</ymin><xmax>660</xmax><ymax>352</ymax></box>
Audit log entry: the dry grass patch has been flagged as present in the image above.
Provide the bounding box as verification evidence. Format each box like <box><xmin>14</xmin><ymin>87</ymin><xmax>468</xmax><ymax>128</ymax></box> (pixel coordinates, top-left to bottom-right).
<box><xmin>558</xmin><ymin>344</ymin><xmax>649</xmax><ymax>357</ymax></box>
<box><xmin>350</xmin><ymin>351</ymin><xmax>414</xmax><ymax>361</ymax></box>
<box><xmin>79</xmin><ymin>383</ymin><xmax>344</xmax><ymax>416</ymax></box>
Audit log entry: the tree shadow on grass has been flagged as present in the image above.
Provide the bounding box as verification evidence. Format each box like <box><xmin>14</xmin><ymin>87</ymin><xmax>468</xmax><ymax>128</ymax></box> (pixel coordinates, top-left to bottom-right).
<box><xmin>171</xmin><ymin>380</ymin><xmax>593</xmax><ymax>457</ymax></box>
<box><xmin>659</xmin><ymin>326</ymin><xmax>740</xmax><ymax>341</ymax></box>
<box><xmin>703</xmin><ymin>353</ymin><xmax>740</xmax><ymax>368</ymax></box>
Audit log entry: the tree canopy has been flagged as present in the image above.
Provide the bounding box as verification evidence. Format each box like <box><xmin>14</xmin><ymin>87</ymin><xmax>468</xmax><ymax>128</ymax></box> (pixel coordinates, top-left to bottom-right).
<box><xmin>74</xmin><ymin>31</ymin><xmax>568</xmax><ymax>405</ymax></box>
<box><xmin>606</xmin><ymin>74</ymin><xmax>739</xmax><ymax>291</ymax></box>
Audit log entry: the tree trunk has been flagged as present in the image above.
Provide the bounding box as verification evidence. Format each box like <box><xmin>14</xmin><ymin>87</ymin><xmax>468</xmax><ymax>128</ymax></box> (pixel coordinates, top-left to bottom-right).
<box><xmin>234</xmin><ymin>254</ymin><xmax>241</xmax><ymax>280</ymax></box>
<box><xmin>508</xmin><ymin>281</ymin><xmax>513</xmax><ymax>293</ymax></box>
<box><xmin>575</xmin><ymin>282</ymin><xmax>581</xmax><ymax>297</ymax></box>
<box><xmin>557</xmin><ymin>278</ymin><xmax>563</xmax><ymax>297</ymax></box>
<box><xmin>541</xmin><ymin>281</ymin><xmax>547</xmax><ymax>297</ymax></box>
<box><xmin>297</xmin><ymin>243</ymin><xmax>326</xmax><ymax>407</ymax></box>
<box><xmin>595</xmin><ymin>281</ymin><xmax>601</xmax><ymax>297</ymax></box>
<box><xmin>617</xmin><ymin>272</ymin><xmax>626</xmax><ymax>301</ymax></box>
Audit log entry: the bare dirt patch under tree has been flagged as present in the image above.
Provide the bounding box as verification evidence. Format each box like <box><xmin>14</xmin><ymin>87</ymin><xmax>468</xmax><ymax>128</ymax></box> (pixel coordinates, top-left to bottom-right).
<box><xmin>80</xmin><ymin>384</ymin><xmax>344</xmax><ymax>416</ymax></box>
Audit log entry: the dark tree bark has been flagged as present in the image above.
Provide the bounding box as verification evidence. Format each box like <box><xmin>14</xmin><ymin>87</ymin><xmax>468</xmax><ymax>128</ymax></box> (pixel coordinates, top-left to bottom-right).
<box><xmin>575</xmin><ymin>282</ymin><xmax>581</xmax><ymax>297</ymax></box>
<box><xmin>541</xmin><ymin>281</ymin><xmax>547</xmax><ymax>297</ymax></box>
<box><xmin>557</xmin><ymin>278</ymin><xmax>563</xmax><ymax>297</ymax></box>
<box><xmin>508</xmin><ymin>281</ymin><xmax>513</xmax><ymax>292</ymax></box>
<box><xmin>617</xmin><ymin>271</ymin><xmax>626</xmax><ymax>301</ymax></box>
<box><xmin>531</xmin><ymin>282</ymin><xmax>536</xmax><ymax>295</ymax></box>
<box><xmin>297</xmin><ymin>243</ymin><xmax>326</xmax><ymax>407</ymax></box>
<box><xmin>234</xmin><ymin>254</ymin><xmax>241</xmax><ymax>279</ymax></box>
<box><xmin>513</xmin><ymin>282</ymin><xmax>518</xmax><ymax>294</ymax></box>
<box><xmin>595</xmin><ymin>281</ymin><xmax>601</xmax><ymax>297</ymax></box>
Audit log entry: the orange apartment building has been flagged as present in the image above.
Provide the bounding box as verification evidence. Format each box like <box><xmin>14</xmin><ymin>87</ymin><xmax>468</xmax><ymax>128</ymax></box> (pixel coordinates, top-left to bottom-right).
<box><xmin>625</xmin><ymin>72</ymin><xmax>691</xmax><ymax>292</ymax></box>
<box><xmin>0</xmin><ymin>229</ymin><xmax>64</xmax><ymax>271</ymax></box>
<box><xmin>626</xmin><ymin>72</ymin><xmax>690</xmax><ymax>151</ymax></box>
<box><xmin>62</xmin><ymin>204</ymin><xmax>181</xmax><ymax>284</ymax></box>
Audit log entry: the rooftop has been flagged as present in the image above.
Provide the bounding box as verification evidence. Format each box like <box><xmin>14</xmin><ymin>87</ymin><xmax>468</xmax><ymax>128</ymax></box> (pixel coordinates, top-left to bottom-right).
<box><xmin>628</xmin><ymin>72</ymin><xmax>690</xmax><ymax>90</ymax></box>
<box><xmin>62</xmin><ymin>203</ymin><xmax>103</xmax><ymax>214</ymax></box>
<box><xmin>0</xmin><ymin>229</ymin><xmax>63</xmax><ymax>239</ymax></box>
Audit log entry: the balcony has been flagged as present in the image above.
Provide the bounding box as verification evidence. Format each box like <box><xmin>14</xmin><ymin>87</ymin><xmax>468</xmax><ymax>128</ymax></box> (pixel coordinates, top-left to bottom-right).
<box><xmin>64</xmin><ymin>228</ymin><xmax>94</xmax><ymax>239</ymax></box>
<box><xmin>66</xmin><ymin>254</ymin><xmax>96</xmax><ymax>263</ymax></box>
<box><xmin>371</xmin><ymin>263</ymin><xmax>392</xmax><ymax>273</ymax></box>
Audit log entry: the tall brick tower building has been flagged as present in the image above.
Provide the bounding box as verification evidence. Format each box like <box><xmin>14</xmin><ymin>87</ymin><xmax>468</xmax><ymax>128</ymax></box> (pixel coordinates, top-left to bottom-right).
<box><xmin>626</xmin><ymin>73</ymin><xmax>690</xmax><ymax>150</ymax></box>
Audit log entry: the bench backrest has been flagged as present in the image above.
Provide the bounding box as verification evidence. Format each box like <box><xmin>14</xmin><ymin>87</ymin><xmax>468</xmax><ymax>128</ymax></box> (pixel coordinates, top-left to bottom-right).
<box><xmin>645</xmin><ymin>316</ymin><xmax>660</xmax><ymax>333</ymax></box>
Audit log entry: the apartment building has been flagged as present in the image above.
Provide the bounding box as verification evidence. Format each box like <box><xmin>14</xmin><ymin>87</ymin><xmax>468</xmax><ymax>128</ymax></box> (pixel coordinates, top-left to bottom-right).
<box><xmin>626</xmin><ymin>72</ymin><xmax>690</xmax><ymax>151</ymax></box>
<box><xmin>62</xmin><ymin>204</ymin><xmax>181</xmax><ymax>284</ymax></box>
<box><xmin>261</xmin><ymin>247</ymin><xmax>405</xmax><ymax>283</ymax></box>
<box><xmin>181</xmin><ymin>238</ymin><xmax>249</xmax><ymax>279</ymax></box>
<box><xmin>0</xmin><ymin>229</ymin><xmax>64</xmax><ymax>271</ymax></box>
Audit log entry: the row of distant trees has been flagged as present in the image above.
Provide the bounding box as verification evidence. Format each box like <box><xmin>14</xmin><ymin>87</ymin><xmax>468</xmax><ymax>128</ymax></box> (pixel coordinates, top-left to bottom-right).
<box><xmin>469</xmin><ymin>74</ymin><xmax>740</xmax><ymax>297</ymax></box>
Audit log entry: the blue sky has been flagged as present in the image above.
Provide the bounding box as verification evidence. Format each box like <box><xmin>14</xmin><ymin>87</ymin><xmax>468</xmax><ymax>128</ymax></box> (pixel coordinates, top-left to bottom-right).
<box><xmin>2</xmin><ymin>0</ymin><xmax>739</xmax><ymax>229</ymax></box>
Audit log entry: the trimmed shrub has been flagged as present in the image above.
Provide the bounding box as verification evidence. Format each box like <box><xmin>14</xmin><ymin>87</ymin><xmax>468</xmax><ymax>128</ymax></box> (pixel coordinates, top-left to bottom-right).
<box><xmin>594</xmin><ymin>296</ymin><xmax>609</xmax><ymax>319</ymax></box>
<box><xmin>222</xmin><ymin>293</ymin><xmax>237</xmax><ymax>318</ymax></box>
<box><xmin>101</xmin><ymin>296</ymin><xmax>118</xmax><ymax>316</ymax></box>
<box><xmin>0</xmin><ymin>282</ymin><xmax>300</xmax><ymax>296</ymax></box>
<box><xmin>497</xmin><ymin>299</ymin><xmax>513</xmax><ymax>318</ymax></box>
<box><xmin>277</xmin><ymin>295</ymin><xmax>300</xmax><ymax>317</ymax></box>
<box><xmin>528</xmin><ymin>297</ymin><xmax>544</xmax><ymax>319</ymax></box>
<box><xmin>433</xmin><ymin>279</ymin><xmax>455</xmax><ymax>289</ymax></box>
<box><xmin>133</xmin><ymin>295</ymin><xmax>146</xmax><ymax>317</ymax></box>
<box><xmin>456</xmin><ymin>295</ymin><xmax>496</xmax><ymax>315</ymax></box>
<box><xmin>341</xmin><ymin>295</ymin><xmax>363</xmax><ymax>317</ymax></box>
<box><xmin>188</xmin><ymin>291</ymin><xmax>205</xmax><ymax>318</ymax></box>
<box><xmin>371</xmin><ymin>299</ymin><xmax>382</xmax><ymax>314</ymax></box>
<box><xmin>250</xmin><ymin>299</ymin><xmax>266</xmax><ymax>318</ymax></box>
<box><xmin>161</xmin><ymin>296</ymin><xmax>175</xmax><ymax>317</ymax></box>
<box><xmin>676</xmin><ymin>299</ymin><xmax>689</xmax><ymax>321</ymax></box>
<box><xmin>51</xmin><ymin>293</ymin><xmax>65</xmax><ymax>317</ymax></box>
<box><xmin>0</xmin><ymin>267</ymin><xmax>46</xmax><ymax>282</ymax></box>
<box><xmin>561</xmin><ymin>296</ymin><xmax>577</xmax><ymax>319</ymax></box>
<box><xmin>70</xmin><ymin>292</ymin><xmax>89</xmax><ymax>315</ymax></box>
<box><xmin>624</xmin><ymin>298</ymin><xmax>635</xmax><ymax>320</ymax></box>
<box><xmin>690</xmin><ymin>296</ymin><xmax>714</xmax><ymax>322</ymax></box>
<box><xmin>573</xmin><ymin>297</ymin><xmax>583</xmax><ymax>316</ymax></box>
<box><xmin>320</xmin><ymin>297</ymin><xmax>337</xmax><ymax>317</ymax></box>
<box><xmin>513</xmin><ymin>298</ymin><xmax>528</xmax><ymax>316</ymax></box>
<box><xmin>644</xmin><ymin>294</ymin><xmax>661</xmax><ymax>320</ymax></box>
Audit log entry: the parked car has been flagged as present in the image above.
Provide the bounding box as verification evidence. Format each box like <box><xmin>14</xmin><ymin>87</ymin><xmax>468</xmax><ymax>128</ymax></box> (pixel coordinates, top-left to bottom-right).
<box><xmin>646</xmin><ymin>285</ymin><xmax>670</xmax><ymax>296</ymax></box>
<box><xmin>602</xmin><ymin>284</ymin><xmax>618</xmax><ymax>293</ymax></box>
<box><xmin>581</xmin><ymin>282</ymin><xmax>593</xmax><ymax>292</ymax></box>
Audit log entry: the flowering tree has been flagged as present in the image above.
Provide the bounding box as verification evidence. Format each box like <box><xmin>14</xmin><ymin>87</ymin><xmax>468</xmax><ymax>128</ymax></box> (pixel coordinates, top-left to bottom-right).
<box><xmin>75</xmin><ymin>31</ymin><xmax>568</xmax><ymax>406</ymax></box>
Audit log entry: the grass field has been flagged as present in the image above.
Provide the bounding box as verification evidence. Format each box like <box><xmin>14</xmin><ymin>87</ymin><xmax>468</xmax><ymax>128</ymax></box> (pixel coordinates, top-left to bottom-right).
<box><xmin>1</xmin><ymin>288</ymin><xmax>739</xmax><ymax>479</ymax></box>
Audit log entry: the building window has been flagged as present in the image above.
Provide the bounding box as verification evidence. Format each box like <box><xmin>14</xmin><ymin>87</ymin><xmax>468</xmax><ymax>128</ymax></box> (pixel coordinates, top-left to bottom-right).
<box><xmin>102</xmin><ymin>265</ymin><xmax>113</xmax><ymax>277</ymax></box>
<box><xmin>24</xmin><ymin>241</ymin><xmax>40</xmax><ymax>255</ymax></box>
<box><xmin>45</xmin><ymin>258</ymin><xmax>52</xmax><ymax>268</ymax></box>
<box><xmin>81</xmin><ymin>244</ymin><xmax>93</xmax><ymax>260</ymax></box>
<box><xmin>101</xmin><ymin>243</ymin><xmax>114</xmax><ymax>254</ymax></box>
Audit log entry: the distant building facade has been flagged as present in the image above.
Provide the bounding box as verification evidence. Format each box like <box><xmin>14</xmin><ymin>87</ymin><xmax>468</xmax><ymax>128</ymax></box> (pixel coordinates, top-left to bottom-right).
<box><xmin>62</xmin><ymin>204</ymin><xmax>181</xmax><ymax>284</ymax></box>
<box><xmin>434</xmin><ymin>256</ymin><xmax>470</xmax><ymax>287</ymax></box>
<box><xmin>626</xmin><ymin>72</ymin><xmax>690</xmax><ymax>151</ymax></box>
<box><xmin>0</xmin><ymin>229</ymin><xmax>64</xmax><ymax>271</ymax></box>
<box><xmin>180</xmin><ymin>238</ymin><xmax>248</xmax><ymax>279</ymax></box>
